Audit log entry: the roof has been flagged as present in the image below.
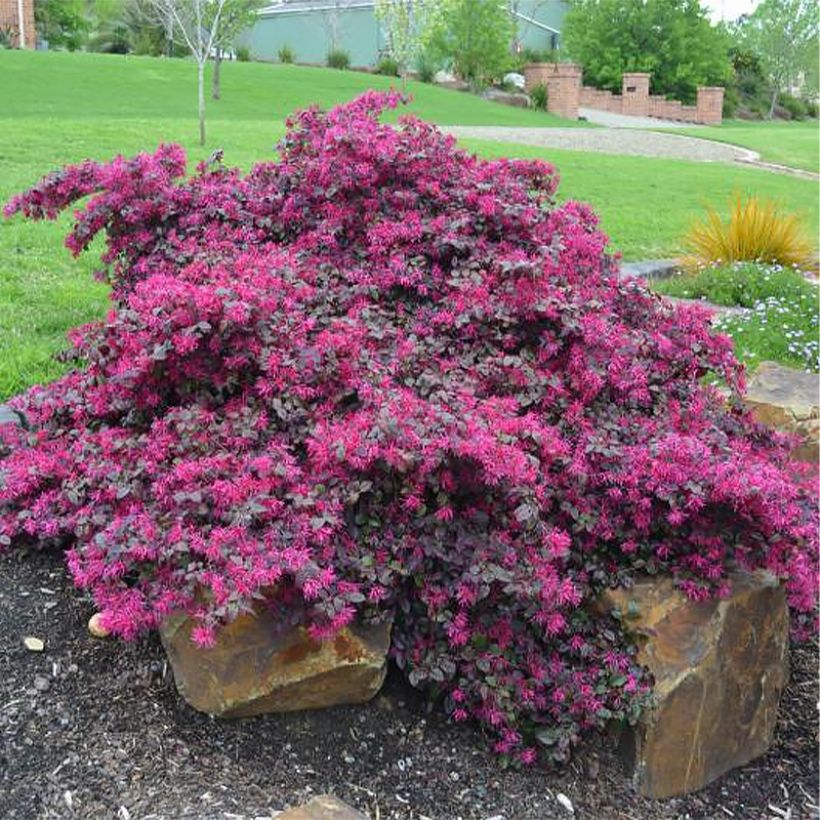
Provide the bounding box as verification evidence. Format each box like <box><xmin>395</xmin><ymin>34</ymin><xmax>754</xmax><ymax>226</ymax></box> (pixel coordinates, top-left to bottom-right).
<box><xmin>258</xmin><ymin>0</ymin><xmax>375</xmax><ymax>14</ymax></box>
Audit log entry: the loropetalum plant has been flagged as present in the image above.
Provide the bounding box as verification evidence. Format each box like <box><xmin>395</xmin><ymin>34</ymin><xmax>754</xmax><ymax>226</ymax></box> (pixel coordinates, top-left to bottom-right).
<box><xmin>1</xmin><ymin>93</ymin><xmax>817</xmax><ymax>764</ymax></box>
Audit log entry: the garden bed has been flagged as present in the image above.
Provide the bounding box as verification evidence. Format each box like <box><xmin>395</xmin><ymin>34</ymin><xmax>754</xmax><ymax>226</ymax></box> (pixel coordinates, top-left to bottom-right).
<box><xmin>649</xmin><ymin>262</ymin><xmax>819</xmax><ymax>373</ymax></box>
<box><xmin>0</xmin><ymin>548</ymin><xmax>817</xmax><ymax>820</ymax></box>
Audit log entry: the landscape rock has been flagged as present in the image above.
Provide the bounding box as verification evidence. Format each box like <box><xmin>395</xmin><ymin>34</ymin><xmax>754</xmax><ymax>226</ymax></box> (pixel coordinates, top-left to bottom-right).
<box><xmin>599</xmin><ymin>570</ymin><xmax>789</xmax><ymax>798</ymax></box>
<box><xmin>484</xmin><ymin>88</ymin><xmax>531</xmax><ymax>108</ymax></box>
<box><xmin>88</xmin><ymin>612</ymin><xmax>111</xmax><ymax>638</ymax></box>
<box><xmin>278</xmin><ymin>794</ymin><xmax>368</xmax><ymax>819</ymax></box>
<box><xmin>23</xmin><ymin>636</ymin><xmax>45</xmax><ymax>652</ymax></box>
<box><xmin>744</xmin><ymin>361</ymin><xmax>819</xmax><ymax>464</ymax></box>
<box><xmin>160</xmin><ymin>606</ymin><xmax>392</xmax><ymax>718</ymax></box>
<box><xmin>503</xmin><ymin>72</ymin><xmax>526</xmax><ymax>90</ymax></box>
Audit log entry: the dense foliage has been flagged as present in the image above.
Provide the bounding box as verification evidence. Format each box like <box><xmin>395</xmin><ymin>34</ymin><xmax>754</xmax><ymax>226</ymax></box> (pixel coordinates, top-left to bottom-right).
<box><xmin>2</xmin><ymin>93</ymin><xmax>817</xmax><ymax>764</ymax></box>
<box><xmin>563</xmin><ymin>0</ymin><xmax>731</xmax><ymax>104</ymax></box>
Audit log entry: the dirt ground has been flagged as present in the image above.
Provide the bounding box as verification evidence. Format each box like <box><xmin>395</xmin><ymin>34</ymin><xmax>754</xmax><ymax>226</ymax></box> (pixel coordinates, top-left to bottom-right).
<box><xmin>1</xmin><ymin>547</ymin><xmax>817</xmax><ymax>820</ymax></box>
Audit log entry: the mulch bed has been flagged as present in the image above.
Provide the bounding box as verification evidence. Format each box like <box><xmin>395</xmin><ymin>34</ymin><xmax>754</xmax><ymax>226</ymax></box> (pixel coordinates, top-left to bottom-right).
<box><xmin>1</xmin><ymin>547</ymin><xmax>817</xmax><ymax>820</ymax></box>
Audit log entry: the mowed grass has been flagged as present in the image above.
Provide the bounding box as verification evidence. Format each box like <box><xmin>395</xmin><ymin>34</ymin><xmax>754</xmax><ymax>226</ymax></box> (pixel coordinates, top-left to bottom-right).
<box><xmin>2</xmin><ymin>49</ymin><xmax>583</xmax><ymax>127</ymax></box>
<box><xmin>1</xmin><ymin>51</ymin><xmax>818</xmax><ymax>397</ymax></box>
<box><xmin>672</xmin><ymin>120</ymin><xmax>820</xmax><ymax>173</ymax></box>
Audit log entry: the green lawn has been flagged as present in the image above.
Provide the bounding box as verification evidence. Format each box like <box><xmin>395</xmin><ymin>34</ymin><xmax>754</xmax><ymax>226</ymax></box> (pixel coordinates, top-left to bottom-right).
<box><xmin>672</xmin><ymin>120</ymin><xmax>820</xmax><ymax>173</ymax></box>
<box><xmin>1</xmin><ymin>51</ymin><xmax>818</xmax><ymax>398</ymax></box>
<box><xmin>1</xmin><ymin>49</ymin><xmax>582</xmax><ymax>128</ymax></box>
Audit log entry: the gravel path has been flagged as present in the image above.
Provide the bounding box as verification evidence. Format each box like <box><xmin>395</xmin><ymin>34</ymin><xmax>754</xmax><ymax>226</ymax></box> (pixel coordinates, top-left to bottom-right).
<box><xmin>443</xmin><ymin>125</ymin><xmax>754</xmax><ymax>163</ymax></box>
<box><xmin>579</xmin><ymin>107</ymin><xmax>693</xmax><ymax>129</ymax></box>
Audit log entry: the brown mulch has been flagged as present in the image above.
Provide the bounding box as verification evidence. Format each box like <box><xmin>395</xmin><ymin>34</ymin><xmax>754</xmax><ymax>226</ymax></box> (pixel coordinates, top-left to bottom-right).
<box><xmin>1</xmin><ymin>547</ymin><xmax>817</xmax><ymax>820</ymax></box>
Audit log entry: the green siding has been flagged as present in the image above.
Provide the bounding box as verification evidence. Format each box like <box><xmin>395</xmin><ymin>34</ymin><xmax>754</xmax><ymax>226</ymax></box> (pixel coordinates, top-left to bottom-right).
<box><xmin>248</xmin><ymin>8</ymin><xmax>386</xmax><ymax>66</ymax></box>
<box><xmin>246</xmin><ymin>1</ymin><xmax>567</xmax><ymax>67</ymax></box>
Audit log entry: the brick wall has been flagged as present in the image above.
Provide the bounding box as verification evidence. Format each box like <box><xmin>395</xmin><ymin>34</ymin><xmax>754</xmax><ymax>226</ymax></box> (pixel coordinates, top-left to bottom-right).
<box><xmin>696</xmin><ymin>87</ymin><xmax>724</xmax><ymax>126</ymax></box>
<box><xmin>523</xmin><ymin>63</ymin><xmax>582</xmax><ymax>120</ymax></box>
<box><xmin>621</xmin><ymin>72</ymin><xmax>650</xmax><ymax>116</ymax></box>
<box><xmin>524</xmin><ymin>64</ymin><xmax>724</xmax><ymax>125</ymax></box>
<box><xmin>0</xmin><ymin>0</ymin><xmax>35</xmax><ymax>48</ymax></box>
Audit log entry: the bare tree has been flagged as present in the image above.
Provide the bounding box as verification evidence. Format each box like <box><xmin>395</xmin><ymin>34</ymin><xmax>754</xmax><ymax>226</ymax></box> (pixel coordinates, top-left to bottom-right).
<box><xmin>149</xmin><ymin>0</ymin><xmax>228</xmax><ymax>145</ymax></box>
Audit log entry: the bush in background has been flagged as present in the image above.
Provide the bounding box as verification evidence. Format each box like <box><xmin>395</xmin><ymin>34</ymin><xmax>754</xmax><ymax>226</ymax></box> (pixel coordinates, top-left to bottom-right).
<box><xmin>3</xmin><ymin>94</ymin><xmax>817</xmax><ymax>766</ymax></box>
<box><xmin>529</xmin><ymin>82</ymin><xmax>548</xmax><ymax>110</ymax></box>
<box><xmin>326</xmin><ymin>48</ymin><xmax>351</xmax><ymax>70</ymax></box>
<box><xmin>278</xmin><ymin>44</ymin><xmax>295</xmax><ymax>63</ymax></box>
<box><xmin>375</xmin><ymin>55</ymin><xmax>400</xmax><ymax>77</ymax></box>
<box><xmin>235</xmin><ymin>45</ymin><xmax>251</xmax><ymax>62</ymax></box>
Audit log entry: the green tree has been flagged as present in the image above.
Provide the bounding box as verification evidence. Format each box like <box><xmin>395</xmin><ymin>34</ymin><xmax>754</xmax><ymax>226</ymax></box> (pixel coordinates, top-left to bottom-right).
<box><xmin>562</xmin><ymin>0</ymin><xmax>731</xmax><ymax>104</ymax></box>
<box><xmin>421</xmin><ymin>0</ymin><xmax>515</xmax><ymax>90</ymax></box>
<box><xmin>738</xmin><ymin>0</ymin><xmax>819</xmax><ymax>116</ymax></box>
<box><xmin>375</xmin><ymin>0</ymin><xmax>429</xmax><ymax>90</ymax></box>
<box><xmin>35</xmin><ymin>0</ymin><xmax>89</xmax><ymax>50</ymax></box>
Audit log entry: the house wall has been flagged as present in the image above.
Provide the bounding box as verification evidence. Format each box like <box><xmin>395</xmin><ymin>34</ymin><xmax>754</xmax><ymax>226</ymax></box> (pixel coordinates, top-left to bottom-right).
<box><xmin>0</xmin><ymin>0</ymin><xmax>35</xmax><ymax>48</ymax></box>
<box><xmin>245</xmin><ymin>0</ymin><xmax>567</xmax><ymax>68</ymax></box>
<box><xmin>247</xmin><ymin>8</ymin><xmax>385</xmax><ymax>66</ymax></box>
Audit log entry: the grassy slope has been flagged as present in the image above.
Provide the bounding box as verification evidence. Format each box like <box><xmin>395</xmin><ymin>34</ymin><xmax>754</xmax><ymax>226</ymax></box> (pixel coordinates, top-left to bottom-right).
<box><xmin>1</xmin><ymin>49</ymin><xmax>583</xmax><ymax>127</ymax></box>
<box><xmin>671</xmin><ymin>120</ymin><xmax>820</xmax><ymax>173</ymax></box>
<box><xmin>1</xmin><ymin>51</ymin><xmax>818</xmax><ymax>397</ymax></box>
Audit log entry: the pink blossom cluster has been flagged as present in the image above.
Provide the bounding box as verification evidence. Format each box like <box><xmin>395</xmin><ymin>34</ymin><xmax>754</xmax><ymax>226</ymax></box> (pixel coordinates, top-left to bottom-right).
<box><xmin>2</xmin><ymin>92</ymin><xmax>817</xmax><ymax>765</ymax></box>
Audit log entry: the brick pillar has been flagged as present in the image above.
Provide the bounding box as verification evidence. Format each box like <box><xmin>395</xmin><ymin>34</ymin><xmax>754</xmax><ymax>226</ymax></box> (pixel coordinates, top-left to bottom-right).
<box><xmin>696</xmin><ymin>87</ymin><xmax>724</xmax><ymax>125</ymax></box>
<box><xmin>621</xmin><ymin>72</ymin><xmax>651</xmax><ymax>116</ymax></box>
<box><xmin>523</xmin><ymin>63</ymin><xmax>581</xmax><ymax>120</ymax></box>
<box><xmin>0</xmin><ymin>0</ymin><xmax>35</xmax><ymax>48</ymax></box>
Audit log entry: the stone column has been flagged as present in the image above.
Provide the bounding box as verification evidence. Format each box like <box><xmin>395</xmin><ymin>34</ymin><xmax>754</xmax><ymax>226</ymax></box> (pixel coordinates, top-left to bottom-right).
<box><xmin>523</xmin><ymin>63</ymin><xmax>582</xmax><ymax>120</ymax></box>
<box><xmin>696</xmin><ymin>86</ymin><xmax>725</xmax><ymax>125</ymax></box>
<box><xmin>621</xmin><ymin>72</ymin><xmax>651</xmax><ymax>116</ymax></box>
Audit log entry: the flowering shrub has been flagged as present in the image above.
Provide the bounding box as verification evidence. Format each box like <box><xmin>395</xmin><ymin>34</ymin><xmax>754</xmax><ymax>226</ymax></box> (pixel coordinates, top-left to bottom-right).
<box><xmin>2</xmin><ymin>93</ymin><xmax>817</xmax><ymax>764</ymax></box>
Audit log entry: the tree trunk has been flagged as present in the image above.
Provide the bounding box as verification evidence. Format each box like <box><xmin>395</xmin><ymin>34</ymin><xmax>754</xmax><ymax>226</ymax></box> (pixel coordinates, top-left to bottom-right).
<box><xmin>768</xmin><ymin>88</ymin><xmax>779</xmax><ymax>119</ymax></box>
<box><xmin>198</xmin><ymin>61</ymin><xmax>206</xmax><ymax>146</ymax></box>
<box><xmin>212</xmin><ymin>47</ymin><xmax>222</xmax><ymax>101</ymax></box>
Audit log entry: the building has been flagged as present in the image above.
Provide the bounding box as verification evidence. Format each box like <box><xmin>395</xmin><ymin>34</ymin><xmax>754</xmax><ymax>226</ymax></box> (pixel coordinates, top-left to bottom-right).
<box><xmin>244</xmin><ymin>0</ymin><xmax>567</xmax><ymax>68</ymax></box>
<box><xmin>0</xmin><ymin>0</ymin><xmax>35</xmax><ymax>48</ymax></box>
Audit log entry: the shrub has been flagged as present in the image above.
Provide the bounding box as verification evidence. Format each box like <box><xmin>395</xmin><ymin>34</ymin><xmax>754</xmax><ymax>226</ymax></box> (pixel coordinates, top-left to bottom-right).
<box><xmin>779</xmin><ymin>93</ymin><xmax>808</xmax><ymax>120</ymax></box>
<box><xmin>805</xmin><ymin>100</ymin><xmax>819</xmax><ymax>119</ymax></box>
<box><xmin>326</xmin><ymin>48</ymin><xmax>350</xmax><ymax>70</ymax></box>
<box><xmin>375</xmin><ymin>56</ymin><xmax>400</xmax><ymax>77</ymax></box>
<box><xmin>683</xmin><ymin>195</ymin><xmax>816</xmax><ymax>271</ymax></box>
<box><xmin>278</xmin><ymin>44</ymin><xmax>294</xmax><ymax>64</ymax></box>
<box><xmin>530</xmin><ymin>83</ymin><xmax>548</xmax><ymax>111</ymax></box>
<box><xmin>2</xmin><ymin>93</ymin><xmax>817</xmax><ymax>766</ymax></box>
<box><xmin>415</xmin><ymin>51</ymin><xmax>437</xmax><ymax>83</ymax></box>
<box><xmin>235</xmin><ymin>45</ymin><xmax>251</xmax><ymax>62</ymax></box>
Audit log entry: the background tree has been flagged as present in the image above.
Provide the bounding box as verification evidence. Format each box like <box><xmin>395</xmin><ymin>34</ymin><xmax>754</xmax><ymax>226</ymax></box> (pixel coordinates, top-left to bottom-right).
<box><xmin>374</xmin><ymin>0</ymin><xmax>428</xmax><ymax>90</ymax></box>
<box><xmin>35</xmin><ymin>0</ymin><xmax>89</xmax><ymax>50</ymax></box>
<box><xmin>737</xmin><ymin>0</ymin><xmax>819</xmax><ymax>117</ymax></box>
<box><xmin>421</xmin><ymin>0</ymin><xmax>515</xmax><ymax>90</ymax></box>
<box><xmin>562</xmin><ymin>0</ymin><xmax>731</xmax><ymax>103</ymax></box>
<box><xmin>209</xmin><ymin>0</ymin><xmax>263</xmax><ymax>99</ymax></box>
<box><xmin>148</xmin><ymin>0</ymin><xmax>228</xmax><ymax>145</ymax></box>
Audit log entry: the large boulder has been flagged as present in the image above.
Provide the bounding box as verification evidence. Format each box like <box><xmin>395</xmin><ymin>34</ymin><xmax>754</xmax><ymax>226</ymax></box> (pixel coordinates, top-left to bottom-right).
<box><xmin>744</xmin><ymin>362</ymin><xmax>819</xmax><ymax>465</ymax></box>
<box><xmin>600</xmin><ymin>571</ymin><xmax>789</xmax><ymax>798</ymax></box>
<box><xmin>160</xmin><ymin>607</ymin><xmax>392</xmax><ymax>718</ymax></box>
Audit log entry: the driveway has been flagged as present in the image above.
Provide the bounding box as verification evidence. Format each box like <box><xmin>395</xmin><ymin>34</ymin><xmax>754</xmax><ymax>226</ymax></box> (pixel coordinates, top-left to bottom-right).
<box><xmin>442</xmin><ymin>124</ymin><xmax>755</xmax><ymax>163</ymax></box>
